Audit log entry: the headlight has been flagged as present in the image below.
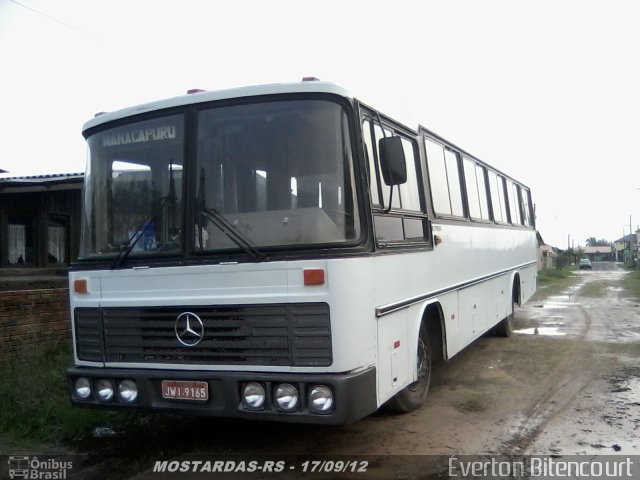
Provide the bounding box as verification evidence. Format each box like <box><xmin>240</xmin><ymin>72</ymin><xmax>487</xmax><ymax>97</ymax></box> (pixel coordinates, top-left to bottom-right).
<box><xmin>274</xmin><ymin>383</ymin><xmax>299</xmax><ymax>412</ymax></box>
<box><xmin>96</xmin><ymin>379</ymin><xmax>114</xmax><ymax>402</ymax></box>
<box><xmin>309</xmin><ymin>385</ymin><xmax>333</xmax><ymax>413</ymax></box>
<box><xmin>74</xmin><ymin>377</ymin><xmax>91</xmax><ymax>400</ymax></box>
<box><xmin>241</xmin><ymin>382</ymin><xmax>265</xmax><ymax>410</ymax></box>
<box><xmin>117</xmin><ymin>379</ymin><xmax>138</xmax><ymax>403</ymax></box>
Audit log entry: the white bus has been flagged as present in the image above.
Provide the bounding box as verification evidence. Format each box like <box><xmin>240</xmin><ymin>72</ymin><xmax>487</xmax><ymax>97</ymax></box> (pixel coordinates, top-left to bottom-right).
<box><xmin>67</xmin><ymin>80</ymin><xmax>537</xmax><ymax>424</ymax></box>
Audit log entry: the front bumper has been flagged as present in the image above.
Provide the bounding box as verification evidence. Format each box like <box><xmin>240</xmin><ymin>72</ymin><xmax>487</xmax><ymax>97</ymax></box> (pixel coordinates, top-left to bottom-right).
<box><xmin>66</xmin><ymin>366</ymin><xmax>377</xmax><ymax>425</ymax></box>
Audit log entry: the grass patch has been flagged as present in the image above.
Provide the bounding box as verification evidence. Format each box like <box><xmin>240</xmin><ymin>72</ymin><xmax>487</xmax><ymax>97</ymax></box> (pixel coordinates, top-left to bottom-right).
<box><xmin>622</xmin><ymin>269</ymin><xmax>640</xmax><ymax>301</ymax></box>
<box><xmin>533</xmin><ymin>267</ymin><xmax>578</xmax><ymax>300</ymax></box>
<box><xmin>0</xmin><ymin>343</ymin><xmax>146</xmax><ymax>448</ymax></box>
<box><xmin>599</xmin><ymin>341</ymin><xmax>640</xmax><ymax>357</ymax></box>
<box><xmin>537</xmin><ymin>266</ymin><xmax>576</xmax><ymax>283</ymax></box>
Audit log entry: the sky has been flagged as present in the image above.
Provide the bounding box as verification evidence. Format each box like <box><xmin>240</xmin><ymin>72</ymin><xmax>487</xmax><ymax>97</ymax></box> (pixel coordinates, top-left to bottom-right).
<box><xmin>0</xmin><ymin>0</ymin><xmax>639</xmax><ymax>248</ymax></box>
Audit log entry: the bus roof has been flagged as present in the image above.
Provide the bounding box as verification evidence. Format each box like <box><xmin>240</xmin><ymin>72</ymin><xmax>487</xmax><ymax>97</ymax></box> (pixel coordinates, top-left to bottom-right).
<box><xmin>82</xmin><ymin>81</ymin><xmax>352</xmax><ymax>133</ymax></box>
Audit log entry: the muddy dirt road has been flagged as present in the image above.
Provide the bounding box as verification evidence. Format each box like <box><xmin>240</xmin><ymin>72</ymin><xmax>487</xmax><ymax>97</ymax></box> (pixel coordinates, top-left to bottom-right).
<box><xmin>92</xmin><ymin>263</ymin><xmax>640</xmax><ymax>478</ymax></box>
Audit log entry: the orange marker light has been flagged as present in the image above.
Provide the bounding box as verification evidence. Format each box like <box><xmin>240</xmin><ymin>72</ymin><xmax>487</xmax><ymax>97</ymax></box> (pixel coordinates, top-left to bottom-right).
<box><xmin>74</xmin><ymin>279</ymin><xmax>88</xmax><ymax>294</ymax></box>
<box><xmin>303</xmin><ymin>269</ymin><xmax>325</xmax><ymax>286</ymax></box>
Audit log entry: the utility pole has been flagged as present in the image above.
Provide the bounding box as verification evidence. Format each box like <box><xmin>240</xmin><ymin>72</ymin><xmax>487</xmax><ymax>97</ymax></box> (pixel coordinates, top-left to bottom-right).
<box><xmin>631</xmin><ymin>215</ymin><xmax>635</xmax><ymax>267</ymax></box>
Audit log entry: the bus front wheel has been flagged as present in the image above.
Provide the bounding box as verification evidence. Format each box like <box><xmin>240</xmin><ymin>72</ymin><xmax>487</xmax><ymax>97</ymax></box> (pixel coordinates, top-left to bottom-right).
<box><xmin>386</xmin><ymin>323</ymin><xmax>432</xmax><ymax>413</ymax></box>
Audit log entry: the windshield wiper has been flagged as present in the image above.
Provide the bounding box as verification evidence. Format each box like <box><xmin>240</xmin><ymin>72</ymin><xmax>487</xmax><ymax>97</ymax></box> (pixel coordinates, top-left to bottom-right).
<box><xmin>111</xmin><ymin>193</ymin><xmax>175</xmax><ymax>269</ymax></box>
<box><xmin>111</xmin><ymin>160</ymin><xmax>179</xmax><ymax>269</ymax></box>
<box><xmin>199</xmin><ymin>207</ymin><xmax>267</xmax><ymax>262</ymax></box>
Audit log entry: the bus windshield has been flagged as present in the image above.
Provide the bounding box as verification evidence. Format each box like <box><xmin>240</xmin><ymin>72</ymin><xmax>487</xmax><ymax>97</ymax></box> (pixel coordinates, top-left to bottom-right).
<box><xmin>79</xmin><ymin>99</ymin><xmax>361</xmax><ymax>260</ymax></box>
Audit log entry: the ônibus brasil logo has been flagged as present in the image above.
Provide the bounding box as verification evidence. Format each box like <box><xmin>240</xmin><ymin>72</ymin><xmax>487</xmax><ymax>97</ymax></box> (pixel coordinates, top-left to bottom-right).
<box><xmin>8</xmin><ymin>456</ymin><xmax>72</xmax><ymax>479</ymax></box>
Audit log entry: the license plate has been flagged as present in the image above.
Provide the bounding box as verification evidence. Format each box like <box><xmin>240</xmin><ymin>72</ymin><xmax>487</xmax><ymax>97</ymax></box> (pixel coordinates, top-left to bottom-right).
<box><xmin>161</xmin><ymin>380</ymin><xmax>209</xmax><ymax>401</ymax></box>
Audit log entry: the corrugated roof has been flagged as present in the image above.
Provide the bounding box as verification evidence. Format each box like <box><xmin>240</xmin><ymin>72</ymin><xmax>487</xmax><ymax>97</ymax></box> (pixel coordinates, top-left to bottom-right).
<box><xmin>1</xmin><ymin>172</ymin><xmax>83</xmax><ymax>183</ymax></box>
<box><xmin>0</xmin><ymin>172</ymin><xmax>84</xmax><ymax>190</ymax></box>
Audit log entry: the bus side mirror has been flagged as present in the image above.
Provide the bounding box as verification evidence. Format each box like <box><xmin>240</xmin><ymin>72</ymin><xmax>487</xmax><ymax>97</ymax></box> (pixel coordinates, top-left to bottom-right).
<box><xmin>379</xmin><ymin>137</ymin><xmax>407</xmax><ymax>186</ymax></box>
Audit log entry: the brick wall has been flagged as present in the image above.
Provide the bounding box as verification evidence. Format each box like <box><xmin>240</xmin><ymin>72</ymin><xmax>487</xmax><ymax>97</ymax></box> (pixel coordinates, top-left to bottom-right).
<box><xmin>0</xmin><ymin>288</ymin><xmax>71</xmax><ymax>357</ymax></box>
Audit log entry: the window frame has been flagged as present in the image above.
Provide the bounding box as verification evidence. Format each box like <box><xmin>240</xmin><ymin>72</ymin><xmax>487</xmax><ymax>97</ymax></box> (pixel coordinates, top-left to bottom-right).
<box><xmin>5</xmin><ymin>213</ymin><xmax>38</xmax><ymax>266</ymax></box>
<box><xmin>505</xmin><ymin>179</ymin><xmax>522</xmax><ymax>226</ymax></box>
<box><xmin>77</xmin><ymin>93</ymin><xmax>372</xmax><ymax>266</ymax></box>
<box><xmin>422</xmin><ymin>134</ymin><xmax>467</xmax><ymax>220</ymax></box>
<box><xmin>520</xmin><ymin>186</ymin><xmax>535</xmax><ymax>227</ymax></box>
<box><xmin>359</xmin><ymin>105</ymin><xmax>432</xmax><ymax>248</ymax></box>
<box><xmin>487</xmin><ymin>170</ymin><xmax>510</xmax><ymax>225</ymax></box>
<box><xmin>420</xmin><ymin>125</ymin><xmax>534</xmax><ymax>230</ymax></box>
<box><xmin>462</xmin><ymin>156</ymin><xmax>493</xmax><ymax>223</ymax></box>
<box><xmin>46</xmin><ymin>214</ymin><xmax>70</xmax><ymax>266</ymax></box>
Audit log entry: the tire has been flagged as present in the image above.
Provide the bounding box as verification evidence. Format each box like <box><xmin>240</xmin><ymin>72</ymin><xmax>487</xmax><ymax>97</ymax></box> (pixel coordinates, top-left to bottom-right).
<box><xmin>494</xmin><ymin>294</ymin><xmax>516</xmax><ymax>337</ymax></box>
<box><xmin>386</xmin><ymin>323</ymin><xmax>432</xmax><ymax>413</ymax></box>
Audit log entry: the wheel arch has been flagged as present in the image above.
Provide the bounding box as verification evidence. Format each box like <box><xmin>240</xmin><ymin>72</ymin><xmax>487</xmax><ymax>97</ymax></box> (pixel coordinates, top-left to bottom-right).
<box><xmin>415</xmin><ymin>300</ymin><xmax>447</xmax><ymax>362</ymax></box>
<box><xmin>510</xmin><ymin>272</ymin><xmax>522</xmax><ymax>306</ymax></box>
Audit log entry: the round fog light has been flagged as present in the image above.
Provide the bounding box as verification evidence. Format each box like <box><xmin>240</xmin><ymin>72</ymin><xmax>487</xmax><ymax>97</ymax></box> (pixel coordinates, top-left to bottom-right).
<box><xmin>75</xmin><ymin>377</ymin><xmax>91</xmax><ymax>400</ymax></box>
<box><xmin>275</xmin><ymin>383</ymin><xmax>299</xmax><ymax>412</ymax></box>
<box><xmin>309</xmin><ymin>385</ymin><xmax>334</xmax><ymax>413</ymax></box>
<box><xmin>241</xmin><ymin>382</ymin><xmax>265</xmax><ymax>410</ymax></box>
<box><xmin>118</xmin><ymin>379</ymin><xmax>138</xmax><ymax>403</ymax></box>
<box><xmin>96</xmin><ymin>379</ymin><xmax>114</xmax><ymax>402</ymax></box>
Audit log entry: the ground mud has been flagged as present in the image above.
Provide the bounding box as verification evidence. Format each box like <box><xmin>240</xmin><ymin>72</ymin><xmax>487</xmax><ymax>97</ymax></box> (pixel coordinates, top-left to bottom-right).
<box><xmin>30</xmin><ymin>263</ymin><xmax>640</xmax><ymax>478</ymax></box>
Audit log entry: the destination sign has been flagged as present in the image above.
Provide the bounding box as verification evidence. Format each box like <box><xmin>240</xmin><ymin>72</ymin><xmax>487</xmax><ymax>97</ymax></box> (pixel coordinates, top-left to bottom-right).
<box><xmin>102</xmin><ymin>125</ymin><xmax>177</xmax><ymax>148</ymax></box>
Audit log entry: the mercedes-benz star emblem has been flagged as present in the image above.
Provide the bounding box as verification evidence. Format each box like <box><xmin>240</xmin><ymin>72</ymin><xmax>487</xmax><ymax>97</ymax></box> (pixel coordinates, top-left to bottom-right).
<box><xmin>175</xmin><ymin>312</ymin><xmax>205</xmax><ymax>347</ymax></box>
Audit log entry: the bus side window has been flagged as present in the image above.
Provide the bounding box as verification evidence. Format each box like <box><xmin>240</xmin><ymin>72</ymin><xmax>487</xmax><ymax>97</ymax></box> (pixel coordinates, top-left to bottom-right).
<box><xmin>373</xmin><ymin>124</ymin><xmax>401</xmax><ymax>210</ymax></box>
<box><xmin>474</xmin><ymin>164</ymin><xmax>490</xmax><ymax>221</ymax></box>
<box><xmin>398</xmin><ymin>138</ymin><xmax>421</xmax><ymax>212</ymax></box>
<box><xmin>521</xmin><ymin>187</ymin><xmax>533</xmax><ymax>227</ymax></box>
<box><xmin>424</xmin><ymin>139</ymin><xmax>465</xmax><ymax>217</ymax></box>
<box><xmin>506</xmin><ymin>180</ymin><xmax>522</xmax><ymax>225</ymax></box>
<box><xmin>463</xmin><ymin>157</ymin><xmax>482</xmax><ymax>219</ymax></box>
<box><xmin>444</xmin><ymin>149</ymin><xmax>465</xmax><ymax>217</ymax></box>
<box><xmin>366</xmin><ymin>116</ymin><xmax>428</xmax><ymax>245</ymax></box>
<box><xmin>488</xmin><ymin>170</ymin><xmax>507</xmax><ymax>223</ymax></box>
<box><xmin>424</xmin><ymin>138</ymin><xmax>451</xmax><ymax>215</ymax></box>
<box><xmin>362</xmin><ymin>120</ymin><xmax>381</xmax><ymax>208</ymax></box>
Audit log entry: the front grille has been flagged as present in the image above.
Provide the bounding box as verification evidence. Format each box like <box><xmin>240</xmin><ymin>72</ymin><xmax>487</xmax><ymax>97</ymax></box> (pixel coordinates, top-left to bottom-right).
<box><xmin>74</xmin><ymin>308</ymin><xmax>104</xmax><ymax>362</ymax></box>
<box><xmin>74</xmin><ymin>303</ymin><xmax>332</xmax><ymax>367</ymax></box>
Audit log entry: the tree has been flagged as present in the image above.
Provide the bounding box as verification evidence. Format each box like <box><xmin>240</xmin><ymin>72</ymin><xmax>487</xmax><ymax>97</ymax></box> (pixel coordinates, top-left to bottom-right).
<box><xmin>585</xmin><ymin>237</ymin><xmax>610</xmax><ymax>247</ymax></box>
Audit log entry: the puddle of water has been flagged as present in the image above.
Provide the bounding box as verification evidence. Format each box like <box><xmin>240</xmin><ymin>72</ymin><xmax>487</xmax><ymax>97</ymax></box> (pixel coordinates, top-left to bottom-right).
<box><xmin>514</xmin><ymin>327</ymin><xmax>567</xmax><ymax>336</ymax></box>
<box><xmin>540</xmin><ymin>321</ymin><xmax>565</xmax><ymax>327</ymax></box>
<box><xmin>537</xmin><ymin>290</ymin><xmax>581</xmax><ymax>309</ymax></box>
<box><xmin>542</xmin><ymin>304</ymin><xmax>570</xmax><ymax>309</ymax></box>
<box><xmin>548</xmin><ymin>294</ymin><xmax>575</xmax><ymax>301</ymax></box>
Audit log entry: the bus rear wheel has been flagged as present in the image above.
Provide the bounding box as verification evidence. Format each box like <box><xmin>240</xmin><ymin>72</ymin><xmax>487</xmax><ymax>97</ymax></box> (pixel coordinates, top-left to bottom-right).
<box><xmin>495</xmin><ymin>289</ymin><xmax>517</xmax><ymax>337</ymax></box>
<box><xmin>386</xmin><ymin>323</ymin><xmax>432</xmax><ymax>413</ymax></box>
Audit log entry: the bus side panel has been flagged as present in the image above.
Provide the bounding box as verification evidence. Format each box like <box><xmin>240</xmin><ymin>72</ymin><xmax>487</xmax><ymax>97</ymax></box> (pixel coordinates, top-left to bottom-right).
<box><xmin>376</xmin><ymin>309</ymin><xmax>410</xmax><ymax>405</ymax></box>
<box><xmin>519</xmin><ymin>263</ymin><xmax>538</xmax><ymax>305</ymax></box>
<box><xmin>457</xmin><ymin>273</ymin><xmax>521</xmax><ymax>349</ymax></box>
<box><xmin>326</xmin><ymin>258</ymin><xmax>377</xmax><ymax>373</ymax></box>
<box><xmin>457</xmin><ymin>286</ymin><xmax>486</xmax><ymax>346</ymax></box>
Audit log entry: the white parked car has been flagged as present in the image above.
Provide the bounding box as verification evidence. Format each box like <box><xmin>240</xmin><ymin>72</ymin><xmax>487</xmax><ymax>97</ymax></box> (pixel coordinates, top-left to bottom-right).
<box><xmin>579</xmin><ymin>258</ymin><xmax>592</xmax><ymax>270</ymax></box>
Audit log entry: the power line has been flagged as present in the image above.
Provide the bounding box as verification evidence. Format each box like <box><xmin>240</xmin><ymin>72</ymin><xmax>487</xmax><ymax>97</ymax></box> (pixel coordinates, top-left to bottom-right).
<box><xmin>8</xmin><ymin>0</ymin><xmax>94</xmax><ymax>37</ymax></box>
